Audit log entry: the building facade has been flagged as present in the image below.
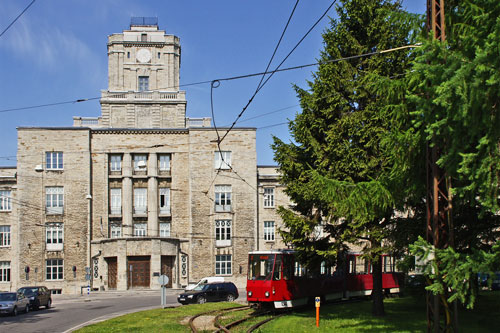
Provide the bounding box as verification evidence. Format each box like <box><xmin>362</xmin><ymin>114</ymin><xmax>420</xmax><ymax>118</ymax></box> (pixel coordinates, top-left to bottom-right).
<box><xmin>0</xmin><ymin>18</ymin><xmax>290</xmax><ymax>294</ymax></box>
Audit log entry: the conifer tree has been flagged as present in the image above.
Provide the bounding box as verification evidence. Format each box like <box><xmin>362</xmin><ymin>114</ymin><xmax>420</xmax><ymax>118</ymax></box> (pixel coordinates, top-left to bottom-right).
<box><xmin>272</xmin><ymin>0</ymin><xmax>420</xmax><ymax>316</ymax></box>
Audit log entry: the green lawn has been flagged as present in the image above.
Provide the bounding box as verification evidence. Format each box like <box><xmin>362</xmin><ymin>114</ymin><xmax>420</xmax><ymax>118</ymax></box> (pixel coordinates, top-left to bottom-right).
<box><xmin>76</xmin><ymin>291</ymin><xmax>500</xmax><ymax>332</ymax></box>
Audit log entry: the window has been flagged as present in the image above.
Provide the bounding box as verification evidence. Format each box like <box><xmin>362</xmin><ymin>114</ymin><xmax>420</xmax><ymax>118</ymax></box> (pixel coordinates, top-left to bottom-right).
<box><xmin>355</xmin><ymin>257</ymin><xmax>367</xmax><ymax>274</ymax></box>
<box><xmin>110</xmin><ymin>188</ymin><xmax>122</xmax><ymax>215</ymax></box>
<box><xmin>133</xmin><ymin>154</ymin><xmax>147</xmax><ymax>171</ymax></box>
<box><xmin>0</xmin><ymin>226</ymin><xmax>10</xmax><ymax>247</ymax></box>
<box><xmin>158</xmin><ymin>52</ymin><xmax>161</xmax><ymax>59</ymax></box>
<box><xmin>383</xmin><ymin>256</ymin><xmax>394</xmax><ymax>273</ymax></box>
<box><xmin>0</xmin><ymin>261</ymin><xmax>10</xmax><ymax>282</ymax></box>
<box><xmin>263</xmin><ymin>188</ymin><xmax>275</xmax><ymax>208</ymax></box>
<box><xmin>138</xmin><ymin>76</ymin><xmax>149</xmax><ymax>92</ymax></box>
<box><xmin>214</xmin><ymin>151</ymin><xmax>231</xmax><ymax>169</ymax></box>
<box><xmin>141</xmin><ymin>33</ymin><xmax>147</xmax><ymax>42</ymax></box>
<box><xmin>159</xmin><ymin>222</ymin><xmax>171</xmax><ymax>237</ymax></box>
<box><xmin>110</xmin><ymin>224</ymin><xmax>122</xmax><ymax>238</ymax></box>
<box><xmin>215</xmin><ymin>220</ymin><xmax>231</xmax><ymax>247</ymax></box>
<box><xmin>133</xmin><ymin>188</ymin><xmax>147</xmax><ymax>214</ymax></box>
<box><xmin>46</xmin><ymin>187</ymin><xmax>64</xmax><ymax>214</ymax></box>
<box><xmin>46</xmin><ymin>152</ymin><xmax>63</xmax><ymax>170</ymax></box>
<box><xmin>133</xmin><ymin>223</ymin><xmax>147</xmax><ymax>237</ymax></box>
<box><xmin>127</xmin><ymin>51</ymin><xmax>130</xmax><ymax>59</ymax></box>
<box><xmin>110</xmin><ymin>155</ymin><xmax>122</xmax><ymax>172</ymax></box>
<box><xmin>264</xmin><ymin>221</ymin><xmax>275</xmax><ymax>241</ymax></box>
<box><xmin>215</xmin><ymin>185</ymin><xmax>231</xmax><ymax>212</ymax></box>
<box><xmin>0</xmin><ymin>190</ymin><xmax>11</xmax><ymax>211</ymax></box>
<box><xmin>46</xmin><ymin>259</ymin><xmax>63</xmax><ymax>280</ymax></box>
<box><xmin>46</xmin><ymin>223</ymin><xmax>63</xmax><ymax>251</ymax></box>
<box><xmin>159</xmin><ymin>188</ymin><xmax>170</xmax><ymax>214</ymax></box>
<box><xmin>215</xmin><ymin>254</ymin><xmax>231</xmax><ymax>275</ymax></box>
<box><xmin>158</xmin><ymin>154</ymin><xmax>170</xmax><ymax>171</ymax></box>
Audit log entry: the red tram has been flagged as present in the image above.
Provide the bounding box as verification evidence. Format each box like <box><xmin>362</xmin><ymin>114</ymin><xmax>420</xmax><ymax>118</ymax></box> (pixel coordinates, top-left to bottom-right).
<box><xmin>246</xmin><ymin>250</ymin><xmax>403</xmax><ymax>308</ymax></box>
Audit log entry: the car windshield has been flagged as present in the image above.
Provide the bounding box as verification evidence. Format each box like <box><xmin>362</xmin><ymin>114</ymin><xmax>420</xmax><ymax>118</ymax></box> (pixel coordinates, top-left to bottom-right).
<box><xmin>192</xmin><ymin>284</ymin><xmax>207</xmax><ymax>291</ymax></box>
<box><xmin>0</xmin><ymin>293</ymin><xmax>16</xmax><ymax>301</ymax></box>
<box><xmin>18</xmin><ymin>288</ymin><xmax>37</xmax><ymax>296</ymax></box>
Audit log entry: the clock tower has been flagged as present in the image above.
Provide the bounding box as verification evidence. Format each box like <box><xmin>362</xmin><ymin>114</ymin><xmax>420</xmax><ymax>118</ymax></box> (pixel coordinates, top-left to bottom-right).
<box><xmin>100</xmin><ymin>17</ymin><xmax>187</xmax><ymax>128</ymax></box>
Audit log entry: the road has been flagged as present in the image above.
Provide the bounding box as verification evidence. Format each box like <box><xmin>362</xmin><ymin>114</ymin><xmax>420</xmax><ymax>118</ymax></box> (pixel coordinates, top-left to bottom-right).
<box><xmin>0</xmin><ymin>290</ymin><xmax>177</xmax><ymax>333</ymax></box>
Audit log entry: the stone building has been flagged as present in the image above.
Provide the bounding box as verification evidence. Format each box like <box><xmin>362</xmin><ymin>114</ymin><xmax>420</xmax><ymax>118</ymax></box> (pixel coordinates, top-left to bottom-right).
<box><xmin>0</xmin><ymin>18</ymin><xmax>291</xmax><ymax>294</ymax></box>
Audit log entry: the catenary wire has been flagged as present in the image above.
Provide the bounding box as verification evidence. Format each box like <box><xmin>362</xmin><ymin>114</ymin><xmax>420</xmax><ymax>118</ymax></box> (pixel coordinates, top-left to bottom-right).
<box><xmin>0</xmin><ymin>0</ymin><xmax>37</xmax><ymax>38</ymax></box>
<box><xmin>216</xmin><ymin>0</ymin><xmax>338</xmax><ymax>145</ymax></box>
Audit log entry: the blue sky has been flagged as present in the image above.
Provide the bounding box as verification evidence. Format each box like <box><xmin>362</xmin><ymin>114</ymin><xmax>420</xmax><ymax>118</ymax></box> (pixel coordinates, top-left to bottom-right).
<box><xmin>0</xmin><ymin>0</ymin><xmax>425</xmax><ymax>166</ymax></box>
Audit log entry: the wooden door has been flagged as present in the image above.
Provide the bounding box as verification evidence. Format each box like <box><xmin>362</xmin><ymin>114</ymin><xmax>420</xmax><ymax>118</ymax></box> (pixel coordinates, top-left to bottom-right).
<box><xmin>161</xmin><ymin>256</ymin><xmax>174</xmax><ymax>288</ymax></box>
<box><xmin>106</xmin><ymin>257</ymin><xmax>117</xmax><ymax>289</ymax></box>
<box><xmin>127</xmin><ymin>256</ymin><xmax>150</xmax><ymax>288</ymax></box>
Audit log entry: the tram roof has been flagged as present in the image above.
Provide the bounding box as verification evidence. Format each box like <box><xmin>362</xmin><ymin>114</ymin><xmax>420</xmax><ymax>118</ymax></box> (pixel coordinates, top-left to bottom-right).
<box><xmin>248</xmin><ymin>249</ymin><xmax>295</xmax><ymax>255</ymax></box>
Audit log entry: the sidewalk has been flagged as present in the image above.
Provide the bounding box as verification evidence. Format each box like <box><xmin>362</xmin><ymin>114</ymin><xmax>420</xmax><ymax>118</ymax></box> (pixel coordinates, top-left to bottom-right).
<box><xmin>52</xmin><ymin>288</ymin><xmax>184</xmax><ymax>302</ymax></box>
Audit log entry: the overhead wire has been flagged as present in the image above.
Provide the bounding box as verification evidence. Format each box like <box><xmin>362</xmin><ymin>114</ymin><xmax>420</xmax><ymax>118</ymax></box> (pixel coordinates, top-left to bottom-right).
<box><xmin>0</xmin><ymin>44</ymin><xmax>420</xmax><ymax>114</ymax></box>
<box><xmin>211</xmin><ymin>0</ymin><xmax>300</xmax><ymax>172</ymax></box>
<box><xmin>215</xmin><ymin>0</ymin><xmax>338</xmax><ymax>145</ymax></box>
<box><xmin>0</xmin><ymin>0</ymin><xmax>37</xmax><ymax>38</ymax></box>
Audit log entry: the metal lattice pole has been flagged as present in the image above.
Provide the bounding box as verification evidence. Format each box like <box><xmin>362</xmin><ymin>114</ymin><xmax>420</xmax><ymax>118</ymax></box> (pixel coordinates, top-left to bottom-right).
<box><xmin>425</xmin><ymin>1</ymin><xmax>457</xmax><ymax>332</ymax></box>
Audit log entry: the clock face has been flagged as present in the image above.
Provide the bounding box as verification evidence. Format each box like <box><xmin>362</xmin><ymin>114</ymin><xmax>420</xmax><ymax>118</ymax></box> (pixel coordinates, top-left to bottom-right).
<box><xmin>136</xmin><ymin>48</ymin><xmax>151</xmax><ymax>63</ymax></box>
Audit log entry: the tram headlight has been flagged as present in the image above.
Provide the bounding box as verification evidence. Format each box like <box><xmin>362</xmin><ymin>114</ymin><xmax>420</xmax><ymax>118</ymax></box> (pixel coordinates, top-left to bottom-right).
<box><xmin>248</xmin><ymin>291</ymin><xmax>252</xmax><ymax>297</ymax></box>
<box><xmin>272</xmin><ymin>287</ymin><xmax>276</xmax><ymax>295</ymax></box>
<box><xmin>265</xmin><ymin>291</ymin><xmax>270</xmax><ymax>297</ymax></box>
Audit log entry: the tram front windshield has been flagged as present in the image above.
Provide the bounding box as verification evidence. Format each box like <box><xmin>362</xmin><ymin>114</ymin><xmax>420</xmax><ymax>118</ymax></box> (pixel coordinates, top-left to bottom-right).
<box><xmin>248</xmin><ymin>254</ymin><xmax>276</xmax><ymax>281</ymax></box>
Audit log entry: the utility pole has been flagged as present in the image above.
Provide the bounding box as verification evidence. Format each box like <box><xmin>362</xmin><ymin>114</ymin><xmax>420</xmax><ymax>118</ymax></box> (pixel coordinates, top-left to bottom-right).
<box><xmin>425</xmin><ymin>1</ymin><xmax>457</xmax><ymax>332</ymax></box>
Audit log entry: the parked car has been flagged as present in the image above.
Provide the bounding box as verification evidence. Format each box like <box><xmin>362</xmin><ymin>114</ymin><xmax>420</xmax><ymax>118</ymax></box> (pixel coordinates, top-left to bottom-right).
<box><xmin>177</xmin><ymin>282</ymin><xmax>238</xmax><ymax>305</ymax></box>
<box><xmin>0</xmin><ymin>292</ymin><xmax>30</xmax><ymax>316</ymax></box>
<box><xmin>185</xmin><ymin>276</ymin><xmax>225</xmax><ymax>291</ymax></box>
<box><xmin>17</xmin><ymin>286</ymin><xmax>52</xmax><ymax>310</ymax></box>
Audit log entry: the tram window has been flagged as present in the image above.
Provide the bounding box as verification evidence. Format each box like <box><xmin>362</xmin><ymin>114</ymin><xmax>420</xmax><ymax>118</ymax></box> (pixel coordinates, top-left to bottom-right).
<box><xmin>320</xmin><ymin>261</ymin><xmax>326</xmax><ymax>275</ymax></box>
<box><xmin>383</xmin><ymin>256</ymin><xmax>393</xmax><ymax>273</ymax></box>
<box><xmin>356</xmin><ymin>257</ymin><xmax>367</xmax><ymax>274</ymax></box>
<box><xmin>283</xmin><ymin>255</ymin><xmax>293</xmax><ymax>280</ymax></box>
<box><xmin>349</xmin><ymin>257</ymin><xmax>355</xmax><ymax>273</ymax></box>
<box><xmin>248</xmin><ymin>254</ymin><xmax>275</xmax><ymax>281</ymax></box>
<box><xmin>273</xmin><ymin>256</ymin><xmax>282</xmax><ymax>280</ymax></box>
<box><xmin>295</xmin><ymin>261</ymin><xmax>306</xmax><ymax>277</ymax></box>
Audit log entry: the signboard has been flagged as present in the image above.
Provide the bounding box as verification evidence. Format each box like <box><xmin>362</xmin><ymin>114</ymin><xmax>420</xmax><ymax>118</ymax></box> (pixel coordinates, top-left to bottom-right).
<box><xmin>158</xmin><ymin>275</ymin><xmax>169</xmax><ymax>286</ymax></box>
<box><xmin>315</xmin><ymin>297</ymin><xmax>321</xmax><ymax>308</ymax></box>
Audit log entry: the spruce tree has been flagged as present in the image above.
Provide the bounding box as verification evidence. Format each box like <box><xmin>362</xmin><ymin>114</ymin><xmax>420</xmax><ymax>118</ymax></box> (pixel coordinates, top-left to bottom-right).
<box><xmin>272</xmin><ymin>0</ymin><xmax>420</xmax><ymax>316</ymax></box>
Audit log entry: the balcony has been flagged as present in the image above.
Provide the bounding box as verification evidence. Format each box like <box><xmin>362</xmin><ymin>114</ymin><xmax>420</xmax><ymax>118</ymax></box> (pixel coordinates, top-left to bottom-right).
<box><xmin>101</xmin><ymin>90</ymin><xmax>186</xmax><ymax>102</ymax></box>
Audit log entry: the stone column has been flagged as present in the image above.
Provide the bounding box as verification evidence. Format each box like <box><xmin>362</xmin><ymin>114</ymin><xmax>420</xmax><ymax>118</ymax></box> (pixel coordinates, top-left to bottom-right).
<box><xmin>117</xmin><ymin>239</ymin><xmax>128</xmax><ymax>290</ymax></box>
<box><xmin>122</xmin><ymin>153</ymin><xmax>133</xmax><ymax>237</ymax></box>
<box><xmin>148</xmin><ymin>153</ymin><xmax>158</xmax><ymax>236</ymax></box>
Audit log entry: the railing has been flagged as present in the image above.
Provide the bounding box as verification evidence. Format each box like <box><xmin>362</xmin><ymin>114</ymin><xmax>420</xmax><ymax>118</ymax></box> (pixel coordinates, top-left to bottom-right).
<box><xmin>102</xmin><ymin>91</ymin><xmax>186</xmax><ymax>101</ymax></box>
<box><xmin>73</xmin><ymin>117</ymin><xmax>102</xmax><ymax>127</ymax></box>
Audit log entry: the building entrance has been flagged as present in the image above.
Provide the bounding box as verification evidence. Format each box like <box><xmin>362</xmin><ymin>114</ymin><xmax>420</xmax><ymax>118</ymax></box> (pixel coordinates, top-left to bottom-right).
<box><xmin>127</xmin><ymin>256</ymin><xmax>150</xmax><ymax>288</ymax></box>
<box><xmin>161</xmin><ymin>256</ymin><xmax>175</xmax><ymax>288</ymax></box>
<box><xmin>106</xmin><ymin>257</ymin><xmax>118</xmax><ymax>289</ymax></box>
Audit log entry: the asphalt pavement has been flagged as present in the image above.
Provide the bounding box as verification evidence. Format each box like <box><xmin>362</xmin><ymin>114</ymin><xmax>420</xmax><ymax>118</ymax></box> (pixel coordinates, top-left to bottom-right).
<box><xmin>0</xmin><ymin>288</ymin><xmax>247</xmax><ymax>333</ymax></box>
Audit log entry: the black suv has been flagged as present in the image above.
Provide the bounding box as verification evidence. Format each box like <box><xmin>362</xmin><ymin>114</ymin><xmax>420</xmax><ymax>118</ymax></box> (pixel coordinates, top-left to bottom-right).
<box><xmin>17</xmin><ymin>286</ymin><xmax>52</xmax><ymax>310</ymax></box>
<box><xmin>177</xmin><ymin>282</ymin><xmax>238</xmax><ymax>305</ymax></box>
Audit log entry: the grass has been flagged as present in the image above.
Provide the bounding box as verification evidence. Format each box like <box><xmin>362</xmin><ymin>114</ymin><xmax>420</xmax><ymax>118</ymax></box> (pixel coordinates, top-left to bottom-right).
<box><xmin>75</xmin><ymin>302</ymin><xmax>241</xmax><ymax>333</ymax></box>
<box><xmin>75</xmin><ymin>291</ymin><xmax>500</xmax><ymax>332</ymax></box>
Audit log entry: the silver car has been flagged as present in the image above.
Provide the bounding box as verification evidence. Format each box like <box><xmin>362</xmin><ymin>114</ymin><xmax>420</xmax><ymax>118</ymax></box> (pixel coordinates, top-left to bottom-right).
<box><xmin>0</xmin><ymin>292</ymin><xmax>30</xmax><ymax>316</ymax></box>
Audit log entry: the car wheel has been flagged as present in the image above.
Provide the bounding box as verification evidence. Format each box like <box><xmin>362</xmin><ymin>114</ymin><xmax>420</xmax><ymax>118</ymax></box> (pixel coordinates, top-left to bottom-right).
<box><xmin>226</xmin><ymin>294</ymin><xmax>235</xmax><ymax>302</ymax></box>
<box><xmin>46</xmin><ymin>299</ymin><xmax>51</xmax><ymax>309</ymax></box>
<box><xmin>197</xmin><ymin>296</ymin><xmax>206</xmax><ymax>304</ymax></box>
<box><xmin>12</xmin><ymin>307</ymin><xmax>17</xmax><ymax>316</ymax></box>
